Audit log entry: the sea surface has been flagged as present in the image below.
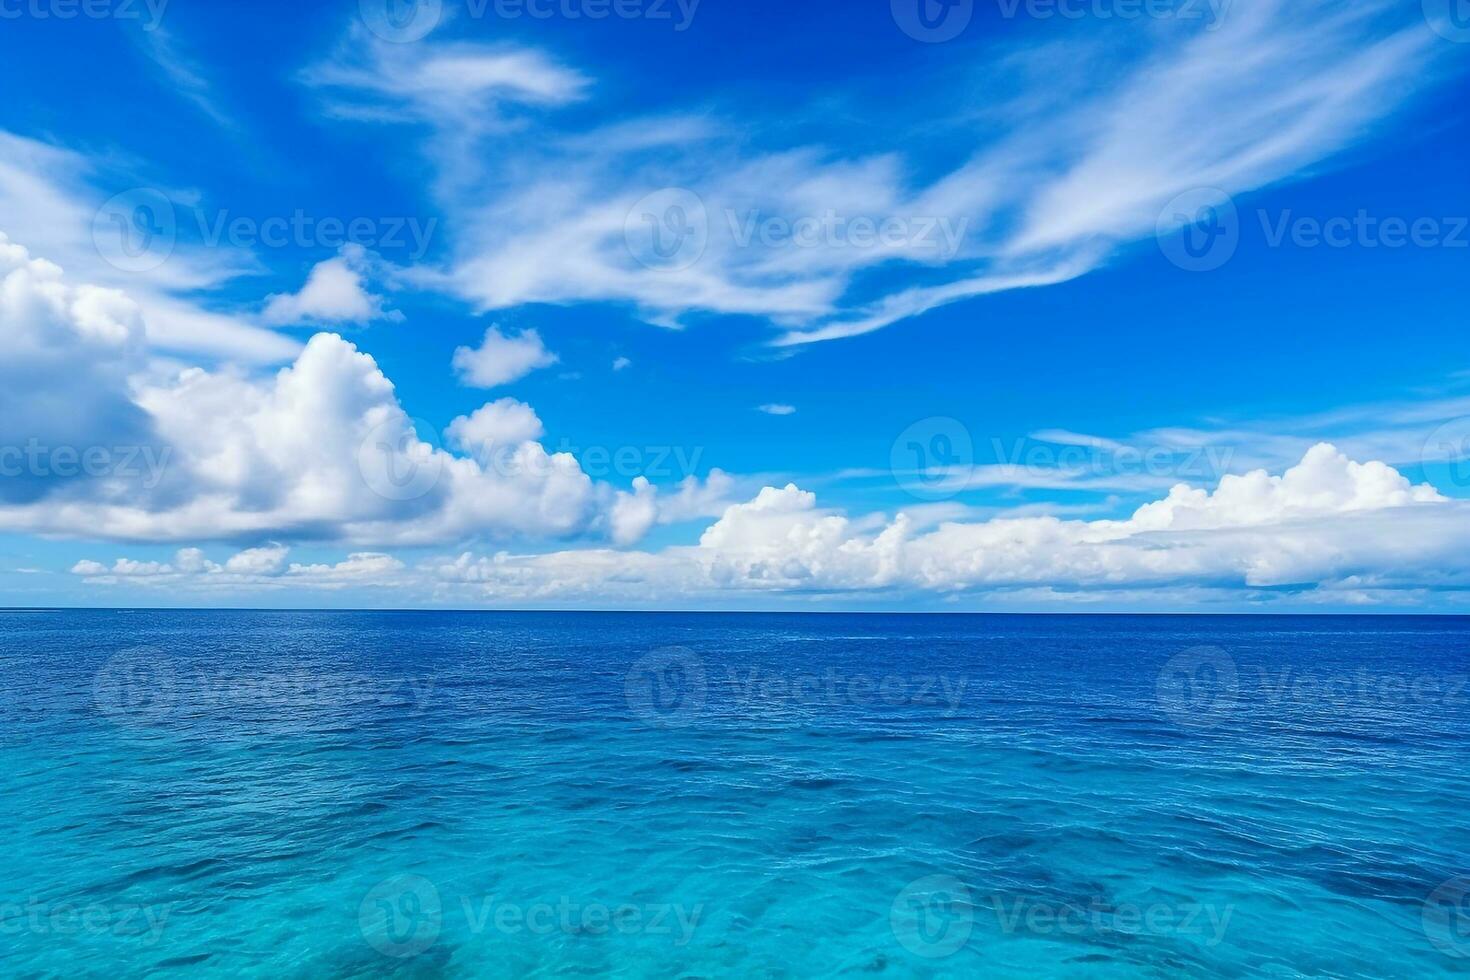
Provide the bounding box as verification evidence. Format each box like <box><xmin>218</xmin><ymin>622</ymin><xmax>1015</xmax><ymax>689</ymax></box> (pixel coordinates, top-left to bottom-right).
<box><xmin>1</xmin><ymin>610</ymin><xmax>1468</xmax><ymax>978</ymax></box>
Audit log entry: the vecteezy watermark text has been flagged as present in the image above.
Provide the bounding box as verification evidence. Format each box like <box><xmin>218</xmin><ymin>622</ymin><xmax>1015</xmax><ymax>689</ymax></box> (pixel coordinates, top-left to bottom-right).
<box><xmin>889</xmin><ymin>874</ymin><xmax>1233</xmax><ymax>958</ymax></box>
<box><xmin>0</xmin><ymin>0</ymin><xmax>167</xmax><ymax>29</ymax></box>
<box><xmin>358</xmin><ymin>875</ymin><xmax>702</xmax><ymax>960</ymax></box>
<box><xmin>357</xmin><ymin>0</ymin><xmax>700</xmax><ymax>42</ymax></box>
<box><xmin>892</xmin><ymin>0</ymin><xmax>1228</xmax><ymax>43</ymax></box>
<box><xmin>621</xmin><ymin>188</ymin><xmax>973</xmax><ymax>272</ymax></box>
<box><xmin>0</xmin><ymin>899</ymin><xmax>173</xmax><ymax>944</ymax></box>
<box><xmin>93</xmin><ymin>648</ymin><xmax>435</xmax><ymax>726</ymax></box>
<box><xmin>0</xmin><ymin>441</ymin><xmax>171</xmax><ymax>488</ymax></box>
<box><xmin>724</xmin><ymin>209</ymin><xmax>969</xmax><ymax>259</ymax></box>
<box><xmin>1157</xmin><ymin>646</ymin><xmax>1470</xmax><ymax>729</ymax></box>
<box><xmin>484</xmin><ymin>0</ymin><xmax>701</xmax><ymax>29</ymax></box>
<box><xmin>625</xmin><ymin>647</ymin><xmax>971</xmax><ymax>727</ymax></box>
<box><xmin>1158</xmin><ymin>189</ymin><xmax>1470</xmax><ymax>271</ymax></box>
<box><xmin>93</xmin><ymin>188</ymin><xmax>438</xmax><ymax>273</ymax></box>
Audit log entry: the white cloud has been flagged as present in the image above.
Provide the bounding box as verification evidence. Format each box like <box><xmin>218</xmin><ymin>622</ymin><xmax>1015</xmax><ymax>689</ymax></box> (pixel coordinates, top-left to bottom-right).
<box><xmin>85</xmin><ymin>444</ymin><xmax>1469</xmax><ymax>607</ymax></box>
<box><xmin>757</xmin><ymin>404</ymin><xmax>796</xmax><ymax>416</ymax></box>
<box><xmin>446</xmin><ymin>398</ymin><xmax>545</xmax><ymax>456</ymax></box>
<box><xmin>134</xmin><ymin>26</ymin><xmax>234</xmax><ymax>130</ymax></box>
<box><xmin>612</xmin><ymin>356</ymin><xmax>631</xmax><ymax>372</ymax></box>
<box><xmin>72</xmin><ymin>544</ymin><xmax>408</xmax><ymax>591</ymax></box>
<box><xmin>303</xmin><ymin>0</ymin><xmax>1447</xmax><ymax>345</ymax></box>
<box><xmin>262</xmin><ymin>246</ymin><xmax>400</xmax><ymax>326</ymax></box>
<box><xmin>302</xmin><ymin>34</ymin><xmax>588</xmax><ymax>125</ymax></box>
<box><xmin>223</xmin><ymin>543</ymin><xmax>290</xmax><ymax>576</ymax></box>
<box><xmin>452</xmin><ymin>325</ymin><xmax>558</xmax><ymax>388</ymax></box>
<box><xmin>0</xmin><ymin>235</ymin><xmax>690</xmax><ymax>549</ymax></box>
<box><xmin>433</xmin><ymin>444</ymin><xmax>1467</xmax><ymax>604</ymax></box>
<box><xmin>0</xmin><ymin>132</ymin><xmax>299</xmax><ymax>363</ymax></box>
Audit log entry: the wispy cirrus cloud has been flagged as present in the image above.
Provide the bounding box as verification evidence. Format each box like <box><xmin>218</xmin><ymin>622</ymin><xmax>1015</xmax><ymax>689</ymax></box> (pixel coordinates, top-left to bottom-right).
<box><xmin>301</xmin><ymin>0</ymin><xmax>1451</xmax><ymax>346</ymax></box>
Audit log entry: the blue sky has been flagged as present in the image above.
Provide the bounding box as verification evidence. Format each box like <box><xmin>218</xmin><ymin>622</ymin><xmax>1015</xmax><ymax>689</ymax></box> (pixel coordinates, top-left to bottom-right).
<box><xmin>0</xmin><ymin>0</ymin><xmax>1468</xmax><ymax>609</ymax></box>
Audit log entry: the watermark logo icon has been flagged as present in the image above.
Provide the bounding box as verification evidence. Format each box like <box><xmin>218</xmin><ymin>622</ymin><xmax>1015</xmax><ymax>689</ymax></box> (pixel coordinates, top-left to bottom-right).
<box><xmin>624</xmin><ymin>188</ymin><xmax>708</xmax><ymax>271</ymax></box>
<box><xmin>890</xmin><ymin>874</ymin><xmax>973</xmax><ymax>958</ymax></box>
<box><xmin>1421</xmin><ymin>417</ymin><xmax>1470</xmax><ymax>489</ymax></box>
<box><xmin>356</xmin><ymin>416</ymin><xmax>445</xmax><ymax>502</ymax></box>
<box><xmin>359</xmin><ymin>875</ymin><xmax>443</xmax><ymax>959</ymax></box>
<box><xmin>625</xmin><ymin>647</ymin><xmax>707</xmax><ymax>727</ymax></box>
<box><xmin>1157</xmin><ymin>187</ymin><xmax>1239</xmax><ymax>272</ymax></box>
<box><xmin>1424</xmin><ymin>0</ymin><xmax>1470</xmax><ymax>43</ymax></box>
<box><xmin>1156</xmin><ymin>646</ymin><xmax>1239</xmax><ymax>729</ymax></box>
<box><xmin>93</xmin><ymin>647</ymin><xmax>176</xmax><ymax>724</ymax></box>
<box><xmin>892</xmin><ymin>0</ymin><xmax>973</xmax><ymax>42</ymax></box>
<box><xmin>891</xmin><ymin>417</ymin><xmax>975</xmax><ymax>501</ymax></box>
<box><xmin>1424</xmin><ymin>876</ymin><xmax>1470</xmax><ymax>958</ymax></box>
<box><xmin>359</xmin><ymin>0</ymin><xmax>442</xmax><ymax>42</ymax></box>
<box><xmin>93</xmin><ymin>188</ymin><xmax>177</xmax><ymax>273</ymax></box>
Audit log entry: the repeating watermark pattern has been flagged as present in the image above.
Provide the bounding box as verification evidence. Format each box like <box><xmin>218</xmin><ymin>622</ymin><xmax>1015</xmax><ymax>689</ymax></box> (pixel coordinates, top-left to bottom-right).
<box><xmin>893</xmin><ymin>0</ymin><xmax>1228</xmax><ymax>42</ymax></box>
<box><xmin>991</xmin><ymin>437</ymin><xmax>1236</xmax><ymax>484</ymax></box>
<box><xmin>92</xmin><ymin>188</ymin><xmax>438</xmax><ymax>273</ymax></box>
<box><xmin>0</xmin><ymin>441</ymin><xmax>171</xmax><ymax>487</ymax></box>
<box><xmin>1421</xmin><ymin>417</ymin><xmax>1470</xmax><ymax>488</ymax></box>
<box><xmin>1156</xmin><ymin>187</ymin><xmax>1240</xmax><ymax>272</ymax></box>
<box><xmin>995</xmin><ymin>0</ymin><xmax>1229</xmax><ymax>26</ymax></box>
<box><xmin>1159</xmin><ymin>189</ymin><xmax>1470</xmax><ymax>271</ymax></box>
<box><xmin>1423</xmin><ymin>0</ymin><xmax>1470</xmax><ymax>44</ymax></box>
<box><xmin>990</xmin><ymin>894</ymin><xmax>1234</xmax><ymax>946</ymax></box>
<box><xmin>356</xmin><ymin>414</ymin><xmax>708</xmax><ymax>502</ymax></box>
<box><xmin>358</xmin><ymin>0</ymin><xmax>701</xmax><ymax>41</ymax></box>
<box><xmin>725</xmin><ymin>209</ymin><xmax>969</xmax><ymax>259</ymax></box>
<box><xmin>93</xmin><ymin>648</ymin><xmax>178</xmax><ymax>725</ymax></box>
<box><xmin>0</xmin><ymin>0</ymin><xmax>166</xmax><ymax>29</ymax></box>
<box><xmin>1257</xmin><ymin>210</ymin><xmax>1470</xmax><ymax>251</ymax></box>
<box><xmin>1423</xmin><ymin>876</ymin><xmax>1470</xmax><ymax>958</ymax></box>
<box><xmin>358</xmin><ymin>0</ymin><xmax>442</xmax><ymax>42</ymax></box>
<box><xmin>891</xmin><ymin>0</ymin><xmax>974</xmax><ymax>43</ymax></box>
<box><xmin>357</xmin><ymin>417</ymin><xmax>446</xmax><ymax>504</ymax></box>
<box><xmin>724</xmin><ymin>667</ymin><xmax>969</xmax><ymax>715</ymax></box>
<box><xmin>890</xmin><ymin>875</ymin><xmax>1235</xmax><ymax>959</ymax></box>
<box><xmin>1157</xmin><ymin>646</ymin><xmax>1470</xmax><ymax>730</ymax></box>
<box><xmin>624</xmin><ymin>188</ymin><xmax>709</xmax><ymax>272</ymax></box>
<box><xmin>487</xmin><ymin>0</ymin><xmax>702</xmax><ymax>30</ymax></box>
<box><xmin>359</xmin><ymin>875</ymin><xmax>702</xmax><ymax>960</ymax></box>
<box><xmin>92</xmin><ymin>189</ymin><xmax>176</xmax><ymax>274</ymax></box>
<box><xmin>549</xmin><ymin>440</ymin><xmax>705</xmax><ymax>481</ymax></box>
<box><xmin>625</xmin><ymin>647</ymin><xmax>708</xmax><ymax>728</ymax></box>
<box><xmin>1155</xmin><ymin>646</ymin><xmax>1240</xmax><ymax>730</ymax></box>
<box><xmin>0</xmin><ymin>899</ymin><xmax>173</xmax><ymax>944</ymax></box>
<box><xmin>359</xmin><ymin>875</ymin><xmax>443</xmax><ymax>959</ymax></box>
<box><xmin>890</xmin><ymin>419</ymin><xmax>1239</xmax><ymax>500</ymax></box>
<box><xmin>625</xmin><ymin>648</ymin><xmax>971</xmax><ymax>727</ymax></box>
<box><xmin>622</xmin><ymin>188</ymin><xmax>972</xmax><ymax>271</ymax></box>
<box><xmin>890</xmin><ymin>875</ymin><xmax>974</xmax><ymax>957</ymax></box>
<box><xmin>93</xmin><ymin>648</ymin><xmax>435</xmax><ymax>727</ymax></box>
<box><xmin>890</xmin><ymin>417</ymin><xmax>975</xmax><ymax>501</ymax></box>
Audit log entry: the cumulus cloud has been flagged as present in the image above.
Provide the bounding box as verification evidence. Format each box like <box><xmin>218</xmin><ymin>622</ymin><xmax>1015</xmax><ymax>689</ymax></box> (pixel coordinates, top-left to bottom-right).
<box><xmin>452</xmin><ymin>325</ymin><xmax>558</xmax><ymax>388</ymax></box>
<box><xmin>423</xmin><ymin>444</ymin><xmax>1470</xmax><ymax>605</ymax></box>
<box><xmin>73</xmin><ymin>544</ymin><xmax>407</xmax><ymax>591</ymax></box>
<box><xmin>262</xmin><ymin>246</ymin><xmax>400</xmax><ymax>326</ymax></box>
<box><xmin>0</xmin><ymin>233</ymin><xmax>167</xmax><ymax>505</ymax></box>
<box><xmin>86</xmin><ymin>445</ymin><xmax>1468</xmax><ymax>607</ymax></box>
<box><xmin>446</xmin><ymin>398</ymin><xmax>545</xmax><ymax>456</ymax></box>
<box><xmin>0</xmin><ymin>235</ymin><xmax>698</xmax><ymax>549</ymax></box>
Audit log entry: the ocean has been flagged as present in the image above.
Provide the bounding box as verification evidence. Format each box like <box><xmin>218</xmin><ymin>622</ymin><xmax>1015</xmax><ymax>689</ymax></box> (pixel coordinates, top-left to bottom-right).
<box><xmin>1</xmin><ymin>610</ymin><xmax>1467</xmax><ymax>977</ymax></box>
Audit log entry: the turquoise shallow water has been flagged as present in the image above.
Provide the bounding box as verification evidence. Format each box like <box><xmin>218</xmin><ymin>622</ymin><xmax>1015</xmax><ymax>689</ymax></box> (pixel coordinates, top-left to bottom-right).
<box><xmin>2</xmin><ymin>610</ymin><xmax>1469</xmax><ymax>977</ymax></box>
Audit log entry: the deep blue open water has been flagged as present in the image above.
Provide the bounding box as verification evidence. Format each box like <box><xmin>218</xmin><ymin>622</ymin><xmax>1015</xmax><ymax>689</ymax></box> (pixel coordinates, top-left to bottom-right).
<box><xmin>2</xmin><ymin>610</ymin><xmax>1468</xmax><ymax>977</ymax></box>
